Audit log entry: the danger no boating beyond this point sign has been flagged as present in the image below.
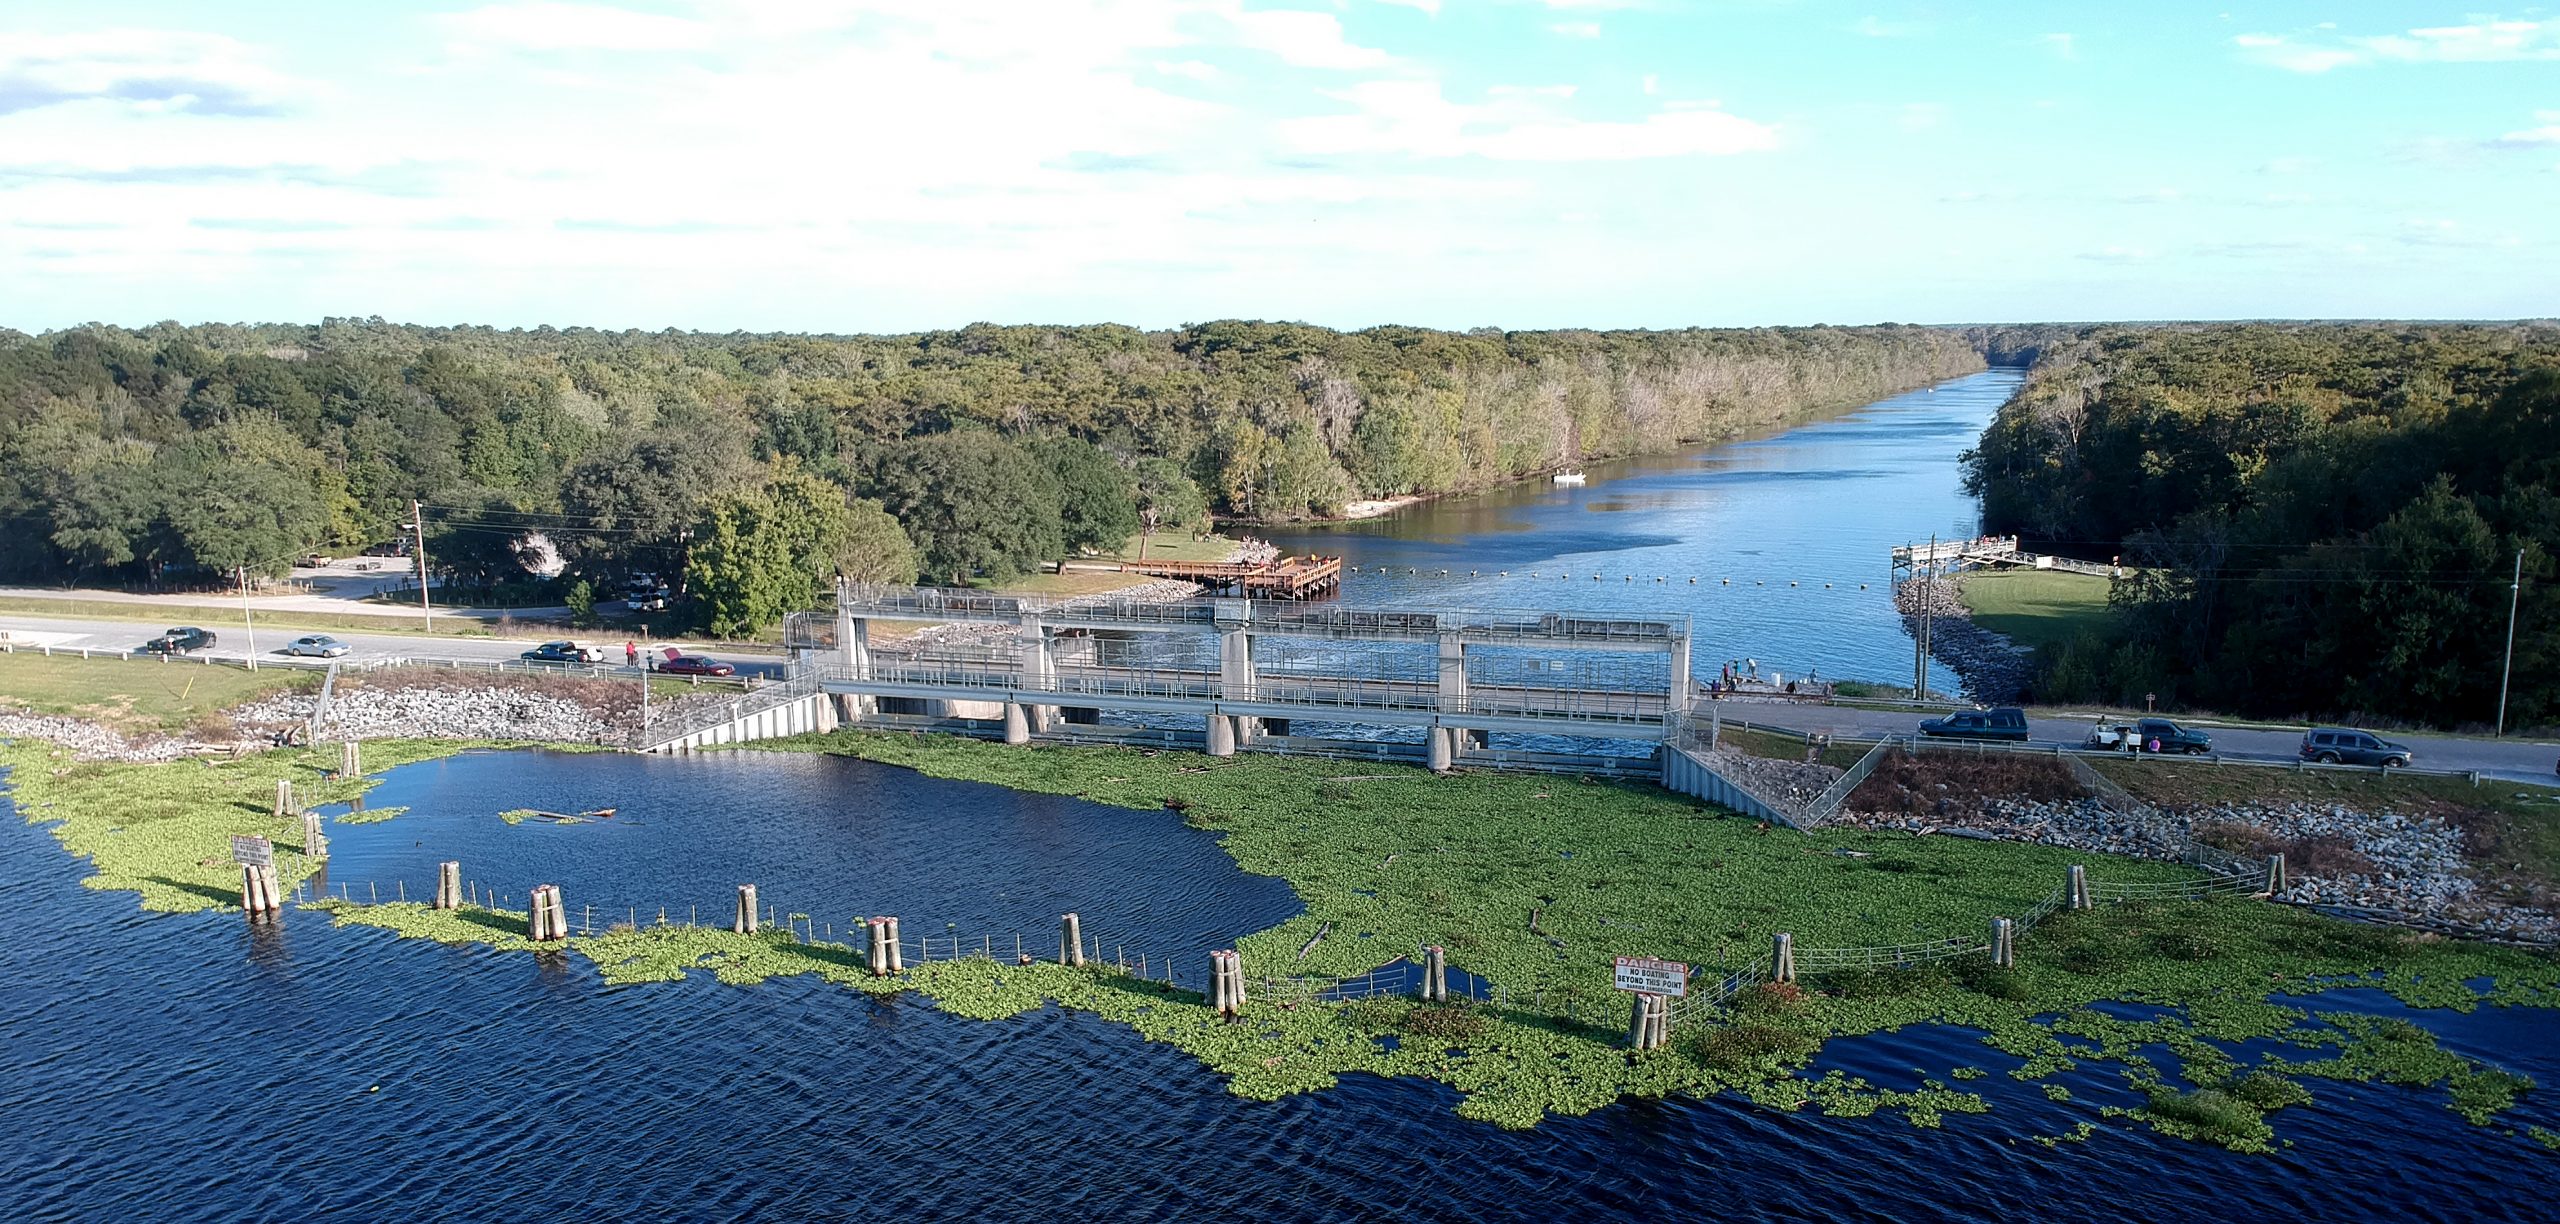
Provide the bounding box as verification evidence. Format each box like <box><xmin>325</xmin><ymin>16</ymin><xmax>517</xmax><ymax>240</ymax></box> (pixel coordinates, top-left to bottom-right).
<box><xmin>230</xmin><ymin>835</ymin><xmax>274</xmax><ymax>869</ymax></box>
<box><xmin>1613</xmin><ymin>956</ymin><xmax>1688</xmax><ymax>997</ymax></box>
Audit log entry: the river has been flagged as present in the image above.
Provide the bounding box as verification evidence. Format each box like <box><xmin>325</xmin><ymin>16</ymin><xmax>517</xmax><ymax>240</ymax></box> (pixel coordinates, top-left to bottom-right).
<box><xmin>1266</xmin><ymin>367</ymin><xmax>2027</xmax><ymax>687</ymax></box>
<box><xmin>5</xmin><ymin>371</ymin><xmax>2558</xmax><ymax>1218</ymax></box>
<box><xmin>3</xmin><ymin>750</ymin><xmax>2555</xmax><ymax>1220</ymax></box>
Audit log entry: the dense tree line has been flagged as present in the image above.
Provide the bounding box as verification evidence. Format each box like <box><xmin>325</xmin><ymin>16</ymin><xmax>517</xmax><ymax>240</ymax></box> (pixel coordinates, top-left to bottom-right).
<box><xmin>0</xmin><ymin>317</ymin><xmax>1981</xmax><ymax>630</ymax></box>
<box><xmin>1965</xmin><ymin>323</ymin><xmax>2560</xmax><ymax>728</ymax></box>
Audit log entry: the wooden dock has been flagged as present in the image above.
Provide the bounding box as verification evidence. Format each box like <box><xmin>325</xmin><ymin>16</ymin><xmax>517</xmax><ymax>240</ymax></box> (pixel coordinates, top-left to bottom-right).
<box><xmin>1118</xmin><ymin>555</ymin><xmax>1343</xmax><ymax>599</ymax></box>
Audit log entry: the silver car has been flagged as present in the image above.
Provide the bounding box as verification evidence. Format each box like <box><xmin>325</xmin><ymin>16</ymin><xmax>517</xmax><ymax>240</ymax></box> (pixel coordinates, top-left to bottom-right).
<box><xmin>283</xmin><ymin>634</ymin><xmax>352</xmax><ymax>658</ymax></box>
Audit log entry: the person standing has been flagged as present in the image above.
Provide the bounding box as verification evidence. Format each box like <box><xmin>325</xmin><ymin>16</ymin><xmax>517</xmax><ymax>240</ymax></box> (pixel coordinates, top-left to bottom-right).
<box><xmin>625</xmin><ymin>640</ymin><xmax>639</xmax><ymax>668</ymax></box>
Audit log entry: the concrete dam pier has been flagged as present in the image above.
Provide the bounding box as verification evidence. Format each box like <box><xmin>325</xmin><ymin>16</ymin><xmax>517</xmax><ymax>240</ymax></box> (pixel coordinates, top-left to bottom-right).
<box><xmin>760</xmin><ymin>582</ymin><xmax>1698</xmax><ymax>775</ymax></box>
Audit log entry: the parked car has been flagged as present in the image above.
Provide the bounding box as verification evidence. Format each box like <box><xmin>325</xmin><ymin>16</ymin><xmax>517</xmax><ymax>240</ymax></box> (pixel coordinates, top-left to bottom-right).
<box><xmin>520</xmin><ymin>640</ymin><xmax>607</xmax><ymax>665</ymax></box>
<box><xmin>2136</xmin><ymin>718</ymin><xmax>2211</xmax><ymax>754</ymax></box>
<box><xmin>2300</xmin><ymin>727</ymin><xmax>2412</xmax><ymax>768</ymax></box>
<box><xmin>654</xmin><ymin>654</ymin><xmax>735</xmax><ymax>677</ymax></box>
<box><xmin>143</xmin><ymin>626</ymin><xmax>217</xmax><ymax>654</ymax></box>
<box><xmin>625</xmin><ymin>590</ymin><xmax>670</xmax><ymax>613</ymax></box>
<box><xmin>282</xmin><ymin>634</ymin><xmax>351</xmax><ymax>658</ymax></box>
<box><xmin>1918</xmin><ymin>706</ymin><xmax>2030</xmax><ymax>742</ymax></box>
<box><xmin>299</xmin><ymin>553</ymin><xmax>331</xmax><ymax>568</ymax></box>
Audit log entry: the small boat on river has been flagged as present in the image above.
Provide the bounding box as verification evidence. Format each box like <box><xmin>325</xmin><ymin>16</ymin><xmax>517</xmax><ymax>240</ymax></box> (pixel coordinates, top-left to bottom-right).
<box><xmin>1552</xmin><ymin>470</ymin><xmax>1586</xmax><ymax>486</ymax></box>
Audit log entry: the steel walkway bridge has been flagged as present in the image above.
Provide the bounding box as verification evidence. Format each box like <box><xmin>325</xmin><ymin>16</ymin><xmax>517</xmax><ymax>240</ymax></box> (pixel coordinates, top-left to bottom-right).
<box><xmin>776</xmin><ymin>582</ymin><xmax>1695</xmax><ymax>773</ymax></box>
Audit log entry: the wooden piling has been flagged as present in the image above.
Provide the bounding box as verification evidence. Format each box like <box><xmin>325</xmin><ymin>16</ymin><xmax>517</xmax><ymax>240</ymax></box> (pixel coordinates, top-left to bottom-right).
<box><xmin>301</xmin><ymin>810</ymin><xmax>328</xmax><ymax>859</ymax></box>
<box><xmin>434</xmin><ymin>861</ymin><xmax>462</xmax><ymax>910</ymax></box>
<box><xmin>2264</xmin><ymin>853</ymin><xmax>2288</xmax><ymax>897</ymax></box>
<box><xmin>1772</xmin><ymin>931</ymin><xmax>1796</xmax><ymax>984</ymax></box>
<box><xmin>884</xmin><ymin>917</ymin><xmax>904</xmax><ymax>972</ymax></box>
<box><xmin>1420</xmin><ymin>945</ymin><xmax>1448</xmax><ymax>1003</ymax></box>
<box><xmin>1991</xmin><ymin>917</ymin><xmax>2015</xmax><ymax>969</ymax></box>
<box><xmin>735</xmin><ymin>884</ymin><xmax>759</xmax><ymax>934</ymax></box>
<box><xmin>2067</xmin><ymin>865</ymin><xmax>2092</xmax><ymax>910</ymax></box>
<box><xmin>1061</xmin><ymin>913</ymin><xmax>1087</xmax><ymax>967</ymax></box>
<box><xmin>342</xmin><ymin>739</ymin><xmax>361</xmax><ymax>779</ymax></box>
<box><xmin>864</xmin><ymin>917</ymin><xmax>888</xmax><ymax>976</ymax></box>
<box><xmin>273</xmin><ymin>779</ymin><xmax>294</xmax><ymax>819</ymax></box>
<box><xmin>527</xmin><ymin>885</ymin><xmax>550</xmax><ymax>940</ymax></box>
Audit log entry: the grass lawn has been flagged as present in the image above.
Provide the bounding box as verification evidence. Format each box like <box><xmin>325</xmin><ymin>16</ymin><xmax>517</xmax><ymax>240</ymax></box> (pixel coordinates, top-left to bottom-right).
<box><xmin>0</xmin><ymin>594</ymin><xmax>505</xmax><ymax>639</ymax></box>
<box><xmin>0</xmin><ymin>650</ymin><xmax>317</xmax><ymax>734</ymax></box>
<box><xmin>1959</xmin><ymin>569</ymin><xmax>2113</xmax><ymax>654</ymax></box>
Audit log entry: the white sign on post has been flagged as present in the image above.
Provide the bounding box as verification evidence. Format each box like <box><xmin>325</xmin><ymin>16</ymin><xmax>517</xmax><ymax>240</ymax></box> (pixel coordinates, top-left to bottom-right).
<box><xmin>230</xmin><ymin>835</ymin><xmax>274</xmax><ymax>869</ymax></box>
<box><xmin>1613</xmin><ymin>955</ymin><xmax>1689</xmax><ymax>997</ymax></box>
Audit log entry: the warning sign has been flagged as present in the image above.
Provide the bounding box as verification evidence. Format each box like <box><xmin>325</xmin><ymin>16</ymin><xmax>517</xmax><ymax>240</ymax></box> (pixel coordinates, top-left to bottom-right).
<box><xmin>230</xmin><ymin>835</ymin><xmax>273</xmax><ymax>869</ymax></box>
<box><xmin>1613</xmin><ymin>955</ymin><xmax>1688</xmax><ymax>997</ymax></box>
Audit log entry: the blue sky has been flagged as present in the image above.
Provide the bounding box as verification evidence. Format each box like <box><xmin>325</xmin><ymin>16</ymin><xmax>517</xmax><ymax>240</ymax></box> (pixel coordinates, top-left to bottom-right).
<box><xmin>1</xmin><ymin>1</ymin><xmax>2553</xmax><ymax>331</ymax></box>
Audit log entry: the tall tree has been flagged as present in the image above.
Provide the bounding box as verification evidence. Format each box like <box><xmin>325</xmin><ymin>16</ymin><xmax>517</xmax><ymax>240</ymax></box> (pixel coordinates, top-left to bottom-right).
<box><xmin>865</xmin><ymin>431</ymin><xmax>1062</xmax><ymax>585</ymax></box>
<box><xmin>1038</xmin><ymin>436</ymin><xmax>1139</xmax><ymax>558</ymax></box>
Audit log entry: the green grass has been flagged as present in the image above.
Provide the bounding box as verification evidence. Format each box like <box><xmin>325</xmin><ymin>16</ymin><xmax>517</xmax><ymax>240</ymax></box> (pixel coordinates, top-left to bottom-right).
<box><xmin>1959</xmin><ymin>570</ymin><xmax>2113</xmax><ymax>654</ymax></box>
<box><xmin>0</xmin><ymin>651</ymin><xmax>317</xmax><ymax>734</ymax></box>
<box><xmin>0</xmin><ymin>594</ymin><xmax>503</xmax><ymax>638</ymax></box>
<box><xmin>8</xmin><ymin>725</ymin><xmax>2558</xmax><ymax>1142</ymax></box>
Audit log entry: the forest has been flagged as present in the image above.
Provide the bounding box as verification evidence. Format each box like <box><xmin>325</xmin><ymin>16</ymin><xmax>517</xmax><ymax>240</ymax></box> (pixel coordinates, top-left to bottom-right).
<box><xmin>1965</xmin><ymin>322</ymin><xmax>2560</xmax><ymax>728</ymax></box>
<box><xmin>0</xmin><ymin>318</ymin><xmax>1984</xmax><ymax>633</ymax></box>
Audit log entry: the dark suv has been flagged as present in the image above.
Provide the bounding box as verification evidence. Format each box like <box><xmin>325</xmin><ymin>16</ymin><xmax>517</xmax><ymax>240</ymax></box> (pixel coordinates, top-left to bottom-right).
<box><xmin>2133</xmin><ymin>718</ymin><xmax>2212</xmax><ymax>755</ymax></box>
<box><xmin>2301</xmin><ymin>728</ymin><xmax>2412</xmax><ymax>768</ymax></box>
<box><xmin>143</xmin><ymin>626</ymin><xmax>217</xmax><ymax>654</ymax></box>
<box><xmin>1918</xmin><ymin>706</ymin><xmax>2030</xmax><ymax>742</ymax></box>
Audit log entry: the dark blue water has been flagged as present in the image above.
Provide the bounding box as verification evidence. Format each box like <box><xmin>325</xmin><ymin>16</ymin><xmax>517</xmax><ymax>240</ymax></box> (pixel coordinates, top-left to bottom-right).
<box><xmin>5</xmin><ymin>752</ymin><xmax>2557</xmax><ymax>1221</ymax></box>
<box><xmin>1266</xmin><ymin>369</ymin><xmax>2025</xmax><ymax>686</ymax></box>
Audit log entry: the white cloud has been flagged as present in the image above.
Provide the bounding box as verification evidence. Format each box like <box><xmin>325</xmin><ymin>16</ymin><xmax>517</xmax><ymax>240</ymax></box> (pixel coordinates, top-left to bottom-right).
<box><xmin>0</xmin><ymin>29</ymin><xmax>309</xmax><ymax>116</ymax></box>
<box><xmin>2235</xmin><ymin>18</ymin><xmax>2560</xmax><ymax>72</ymax></box>
<box><xmin>1154</xmin><ymin>59</ymin><xmax>1221</xmax><ymax>81</ymax></box>
<box><xmin>1373</xmin><ymin>0</ymin><xmax>1442</xmax><ymax>14</ymax></box>
<box><xmin>1223</xmin><ymin>7</ymin><xmax>1399</xmax><ymax>70</ymax></box>
<box><xmin>1550</xmin><ymin>23</ymin><xmax>1602</xmax><ymax>39</ymax></box>
<box><xmin>1282</xmin><ymin>80</ymin><xmax>1777</xmax><ymax>161</ymax></box>
<box><xmin>438</xmin><ymin>2</ymin><xmax>708</xmax><ymax>52</ymax></box>
<box><xmin>2492</xmin><ymin>110</ymin><xmax>2560</xmax><ymax>147</ymax></box>
<box><xmin>2040</xmin><ymin>33</ymin><xmax>2077</xmax><ymax>59</ymax></box>
<box><xmin>1896</xmin><ymin>102</ymin><xmax>1945</xmax><ymax>131</ymax></box>
<box><xmin>1853</xmin><ymin>16</ymin><xmax>1919</xmax><ymax>39</ymax></box>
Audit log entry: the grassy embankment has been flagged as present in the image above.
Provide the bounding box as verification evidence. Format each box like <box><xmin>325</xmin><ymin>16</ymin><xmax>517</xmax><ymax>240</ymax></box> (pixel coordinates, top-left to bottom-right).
<box><xmin>0</xmin><ymin>651</ymin><xmax>317</xmax><ymax>734</ymax></box>
<box><xmin>4</xmin><ymin>669</ymin><xmax>2555</xmax><ymax>1145</ymax></box>
<box><xmin>1958</xmin><ymin>569</ymin><xmax>2113</xmax><ymax>655</ymax></box>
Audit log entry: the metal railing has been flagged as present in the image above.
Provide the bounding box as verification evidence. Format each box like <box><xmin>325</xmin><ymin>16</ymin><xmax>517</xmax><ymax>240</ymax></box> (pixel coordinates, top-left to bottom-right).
<box><xmin>632</xmin><ymin>672</ymin><xmax>819</xmax><ymax>750</ymax></box>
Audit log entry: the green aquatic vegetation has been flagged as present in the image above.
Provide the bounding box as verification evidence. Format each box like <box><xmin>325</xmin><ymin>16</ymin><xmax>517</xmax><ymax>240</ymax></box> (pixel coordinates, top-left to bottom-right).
<box><xmin>2041</xmin><ymin>1083</ymin><xmax>2073</xmax><ymax>1102</ymax></box>
<box><xmin>335</xmin><ymin>806</ymin><xmax>406</xmax><ymax>825</ymax></box>
<box><xmin>0</xmin><ymin>738</ymin><xmax>515</xmax><ymax>913</ymax></box>
<box><xmin>2138</xmin><ymin>1087</ymin><xmax>2280</xmax><ymax>1152</ymax></box>
<box><xmin>2531</xmin><ymin>1126</ymin><xmax>2560</xmax><ymax>1151</ymax></box>
<box><xmin>11</xmin><ymin>728</ymin><xmax>2560</xmax><ymax>1147</ymax></box>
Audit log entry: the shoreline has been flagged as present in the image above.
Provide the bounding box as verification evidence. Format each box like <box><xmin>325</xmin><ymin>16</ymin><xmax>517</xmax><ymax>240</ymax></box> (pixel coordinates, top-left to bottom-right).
<box><xmin>5</xmin><ymin>714</ymin><xmax>2555</xmax><ymax>1143</ymax></box>
<box><xmin>1237</xmin><ymin>364</ymin><xmax>2010</xmax><ymax>528</ymax></box>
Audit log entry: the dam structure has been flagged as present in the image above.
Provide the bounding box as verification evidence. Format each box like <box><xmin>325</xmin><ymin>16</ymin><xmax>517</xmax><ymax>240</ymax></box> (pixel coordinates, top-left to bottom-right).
<box><xmin>767</xmin><ymin>582</ymin><xmax>1698</xmax><ymax>775</ymax></box>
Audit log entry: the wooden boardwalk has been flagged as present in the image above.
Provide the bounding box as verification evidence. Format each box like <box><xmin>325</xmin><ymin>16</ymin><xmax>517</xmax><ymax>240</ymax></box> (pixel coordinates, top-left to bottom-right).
<box><xmin>1118</xmin><ymin>555</ymin><xmax>1342</xmax><ymax>599</ymax></box>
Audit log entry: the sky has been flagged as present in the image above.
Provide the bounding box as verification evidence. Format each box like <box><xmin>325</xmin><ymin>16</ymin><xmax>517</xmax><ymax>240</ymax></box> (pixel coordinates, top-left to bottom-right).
<box><xmin>1</xmin><ymin>1</ymin><xmax>2555</xmax><ymax>333</ymax></box>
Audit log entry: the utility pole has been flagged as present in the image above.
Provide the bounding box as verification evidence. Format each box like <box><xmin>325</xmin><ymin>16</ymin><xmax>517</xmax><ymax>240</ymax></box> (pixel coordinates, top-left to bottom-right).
<box><xmin>2498</xmin><ymin>548</ymin><xmax>2523</xmax><ymax>737</ymax></box>
<box><xmin>236</xmin><ymin>568</ymin><xmax>258</xmax><ymax>676</ymax></box>
<box><xmin>1918</xmin><ymin>533</ymin><xmax>1936</xmax><ymax>699</ymax></box>
<box><xmin>410</xmin><ymin>499</ymin><xmax>434</xmax><ymax>631</ymax></box>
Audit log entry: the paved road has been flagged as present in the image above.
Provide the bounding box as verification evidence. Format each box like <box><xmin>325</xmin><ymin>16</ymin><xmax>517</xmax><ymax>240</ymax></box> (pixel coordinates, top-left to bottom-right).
<box><xmin>9</xmin><ymin>606</ymin><xmax>2554</xmax><ymax>784</ymax></box>
<box><xmin>1727</xmin><ymin>702</ymin><xmax>2560</xmax><ymax>786</ymax></box>
<box><xmin>0</xmin><ymin>613</ymin><xmax>786</xmax><ymax>679</ymax></box>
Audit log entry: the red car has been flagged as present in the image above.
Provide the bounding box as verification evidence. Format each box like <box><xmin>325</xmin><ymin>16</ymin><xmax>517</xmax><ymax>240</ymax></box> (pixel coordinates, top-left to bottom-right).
<box><xmin>654</xmin><ymin>654</ymin><xmax>734</xmax><ymax>677</ymax></box>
